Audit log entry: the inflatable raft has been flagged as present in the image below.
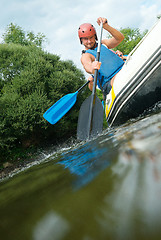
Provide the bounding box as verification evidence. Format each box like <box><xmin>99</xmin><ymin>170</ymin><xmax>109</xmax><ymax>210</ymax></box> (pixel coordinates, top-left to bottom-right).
<box><xmin>105</xmin><ymin>18</ymin><xmax>161</xmax><ymax>126</ymax></box>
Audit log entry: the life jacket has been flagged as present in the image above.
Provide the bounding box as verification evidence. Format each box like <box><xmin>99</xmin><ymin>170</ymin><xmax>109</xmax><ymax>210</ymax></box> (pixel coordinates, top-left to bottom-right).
<box><xmin>85</xmin><ymin>44</ymin><xmax>124</xmax><ymax>89</ymax></box>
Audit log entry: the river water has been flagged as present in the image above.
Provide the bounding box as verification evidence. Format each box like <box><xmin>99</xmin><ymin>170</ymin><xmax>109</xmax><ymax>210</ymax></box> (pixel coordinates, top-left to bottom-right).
<box><xmin>1</xmin><ymin>103</ymin><xmax>161</xmax><ymax>240</ymax></box>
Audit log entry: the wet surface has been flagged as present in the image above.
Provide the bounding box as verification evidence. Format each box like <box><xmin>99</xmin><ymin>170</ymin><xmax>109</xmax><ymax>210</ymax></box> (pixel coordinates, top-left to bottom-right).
<box><xmin>1</xmin><ymin>104</ymin><xmax>161</xmax><ymax>240</ymax></box>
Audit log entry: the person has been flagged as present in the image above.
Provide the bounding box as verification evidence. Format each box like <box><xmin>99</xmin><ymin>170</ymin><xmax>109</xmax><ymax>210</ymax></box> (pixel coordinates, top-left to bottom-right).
<box><xmin>78</xmin><ymin>17</ymin><xmax>125</xmax><ymax>95</ymax></box>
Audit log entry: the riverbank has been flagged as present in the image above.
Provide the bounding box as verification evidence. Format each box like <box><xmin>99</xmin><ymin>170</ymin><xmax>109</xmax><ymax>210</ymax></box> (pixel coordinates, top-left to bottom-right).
<box><xmin>0</xmin><ymin>136</ymin><xmax>78</xmax><ymax>181</ymax></box>
<box><xmin>0</xmin><ymin>152</ymin><xmax>40</xmax><ymax>181</ymax></box>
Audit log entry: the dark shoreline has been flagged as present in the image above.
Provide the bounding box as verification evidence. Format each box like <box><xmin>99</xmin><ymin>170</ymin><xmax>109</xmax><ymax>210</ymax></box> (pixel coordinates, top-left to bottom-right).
<box><xmin>0</xmin><ymin>136</ymin><xmax>78</xmax><ymax>182</ymax></box>
<box><xmin>0</xmin><ymin>157</ymin><xmax>38</xmax><ymax>181</ymax></box>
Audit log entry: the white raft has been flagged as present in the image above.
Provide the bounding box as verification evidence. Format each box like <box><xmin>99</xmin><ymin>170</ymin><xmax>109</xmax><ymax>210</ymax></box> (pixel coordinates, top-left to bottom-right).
<box><xmin>105</xmin><ymin>18</ymin><xmax>161</xmax><ymax>126</ymax></box>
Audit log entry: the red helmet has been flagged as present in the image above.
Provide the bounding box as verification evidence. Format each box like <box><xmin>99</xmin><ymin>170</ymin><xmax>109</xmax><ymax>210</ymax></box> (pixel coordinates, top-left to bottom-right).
<box><xmin>78</xmin><ymin>23</ymin><xmax>97</xmax><ymax>43</ymax></box>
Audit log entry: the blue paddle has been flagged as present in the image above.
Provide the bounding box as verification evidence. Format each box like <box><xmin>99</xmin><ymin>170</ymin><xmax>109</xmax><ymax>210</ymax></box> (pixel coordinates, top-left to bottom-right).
<box><xmin>43</xmin><ymin>80</ymin><xmax>89</xmax><ymax>124</ymax></box>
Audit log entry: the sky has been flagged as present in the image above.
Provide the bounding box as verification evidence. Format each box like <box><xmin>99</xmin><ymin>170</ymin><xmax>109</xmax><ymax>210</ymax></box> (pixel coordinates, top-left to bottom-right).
<box><xmin>1</xmin><ymin>0</ymin><xmax>161</xmax><ymax>76</ymax></box>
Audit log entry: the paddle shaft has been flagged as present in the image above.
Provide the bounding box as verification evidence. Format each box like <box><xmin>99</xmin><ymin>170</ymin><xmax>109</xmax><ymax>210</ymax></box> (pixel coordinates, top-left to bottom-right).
<box><xmin>78</xmin><ymin>80</ymin><xmax>90</xmax><ymax>93</ymax></box>
<box><xmin>86</xmin><ymin>22</ymin><xmax>103</xmax><ymax>138</ymax></box>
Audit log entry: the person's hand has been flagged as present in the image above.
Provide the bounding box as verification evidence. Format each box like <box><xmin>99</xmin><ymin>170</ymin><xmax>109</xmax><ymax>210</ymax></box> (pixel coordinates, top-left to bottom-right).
<box><xmin>88</xmin><ymin>75</ymin><xmax>94</xmax><ymax>91</ymax></box>
<box><xmin>97</xmin><ymin>17</ymin><xmax>108</xmax><ymax>26</ymax></box>
<box><xmin>115</xmin><ymin>50</ymin><xmax>127</xmax><ymax>61</ymax></box>
<box><xmin>91</xmin><ymin>61</ymin><xmax>101</xmax><ymax>74</ymax></box>
<box><xmin>116</xmin><ymin>50</ymin><xmax>123</xmax><ymax>57</ymax></box>
<box><xmin>88</xmin><ymin>75</ymin><xmax>94</xmax><ymax>82</ymax></box>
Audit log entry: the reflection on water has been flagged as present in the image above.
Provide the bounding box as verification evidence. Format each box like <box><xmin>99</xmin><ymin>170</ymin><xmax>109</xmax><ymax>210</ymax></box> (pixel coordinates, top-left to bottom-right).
<box><xmin>58</xmin><ymin>140</ymin><xmax>114</xmax><ymax>189</ymax></box>
<box><xmin>99</xmin><ymin>113</ymin><xmax>161</xmax><ymax>240</ymax></box>
<box><xmin>1</xmin><ymin>110</ymin><xmax>161</xmax><ymax>239</ymax></box>
<box><xmin>33</xmin><ymin>211</ymin><xmax>70</xmax><ymax>240</ymax></box>
<box><xmin>100</xmin><ymin>137</ymin><xmax>161</xmax><ymax>239</ymax></box>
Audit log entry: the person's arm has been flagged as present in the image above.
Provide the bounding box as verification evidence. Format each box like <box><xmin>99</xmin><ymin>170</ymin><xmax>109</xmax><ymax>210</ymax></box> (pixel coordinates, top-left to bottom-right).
<box><xmin>97</xmin><ymin>17</ymin><xmax>124</xmax><ymax>49</ymax></box>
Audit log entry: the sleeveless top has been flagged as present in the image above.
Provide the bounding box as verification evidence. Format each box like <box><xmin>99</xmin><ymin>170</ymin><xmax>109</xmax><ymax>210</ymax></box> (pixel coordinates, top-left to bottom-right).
<box><xmin>85</xmin><ymin>44</ymin><xmax>124</xmax><ymax>89</ymax></box>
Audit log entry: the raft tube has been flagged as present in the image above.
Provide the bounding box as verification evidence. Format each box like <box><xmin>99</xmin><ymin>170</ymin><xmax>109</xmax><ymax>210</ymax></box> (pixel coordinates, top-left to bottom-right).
<box><xmin>105</xmin><ymin>18</ymin><xmax>161</xmax><ymax>126</ymax></box>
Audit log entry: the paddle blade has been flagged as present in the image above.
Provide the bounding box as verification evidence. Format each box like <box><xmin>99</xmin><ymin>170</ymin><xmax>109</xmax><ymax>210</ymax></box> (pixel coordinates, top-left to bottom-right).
<box><xmin>43</xmin><ymin>91</ymin><xmax>78</xmax><ymax>124</ymax></box>
<box><xmin>77</xmin><ymin>95</ymin><xmax>104</xmax><ymax>141</ymax></box>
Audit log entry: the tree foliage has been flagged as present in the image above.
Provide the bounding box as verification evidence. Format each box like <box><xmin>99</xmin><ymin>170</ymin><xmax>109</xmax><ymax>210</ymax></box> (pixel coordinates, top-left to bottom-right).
<box><xmin>0</xmin><ymin>25</ymin><xmax>88</xmax><ymax>160</ymax></box>
<box><xmin>113</xmin><ymin>27</ymin><xmax>148</xmax><ymax>55</ymax></box>
<box><xmin>2</xmin><ymin>23</ymin><xmax>47</xmax><ymax>48</ymax></box>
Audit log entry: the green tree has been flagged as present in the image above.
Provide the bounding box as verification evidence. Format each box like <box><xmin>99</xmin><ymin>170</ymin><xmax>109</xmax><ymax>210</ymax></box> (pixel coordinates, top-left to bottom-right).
<box><xmin>0</xmin><ymin>26</ymin><xmax>88</xmax><ymax>162</ymax></box>
<box><xmin>2</xmin><ymin>23</ymin><xmax>46</xmax><ymax>48</ymax></box>
<box><xmin>112</xmin><ymin>27</ymin><xmax>148</xmax><ymax>55</ymax></box>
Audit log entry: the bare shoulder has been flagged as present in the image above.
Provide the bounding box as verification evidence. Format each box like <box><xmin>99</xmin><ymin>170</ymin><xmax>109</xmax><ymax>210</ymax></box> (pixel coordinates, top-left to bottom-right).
<box><xmin>81</xmin><ymin>52</ymin><xmax>95</xmax><ymax>64</ymax></box>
